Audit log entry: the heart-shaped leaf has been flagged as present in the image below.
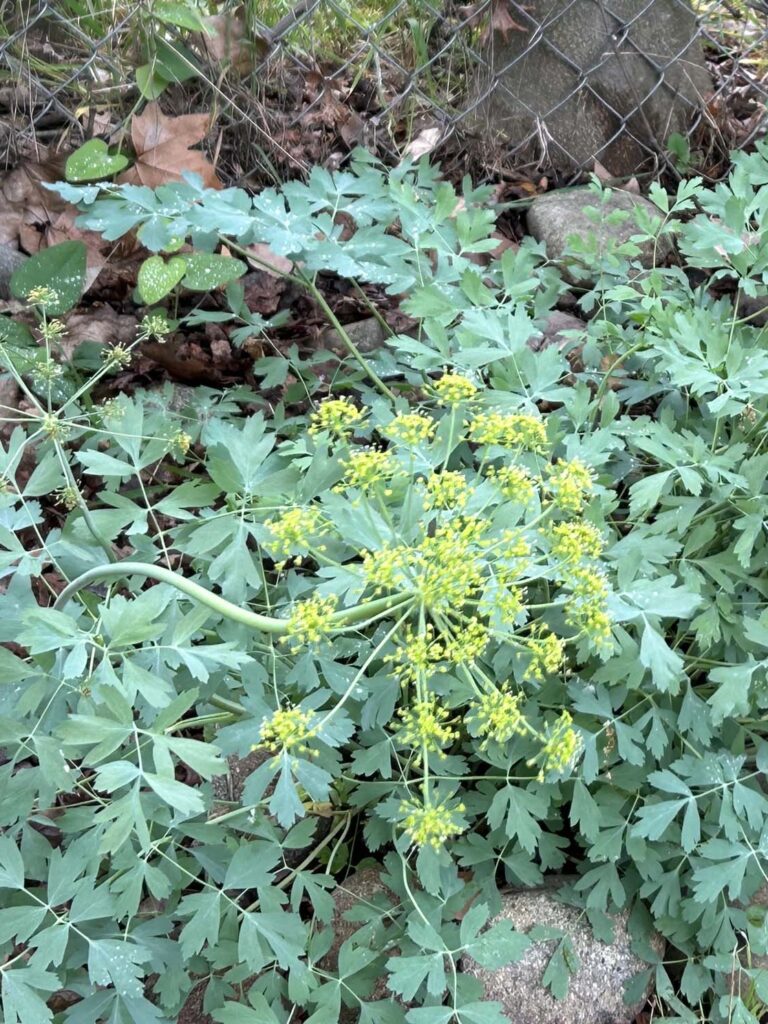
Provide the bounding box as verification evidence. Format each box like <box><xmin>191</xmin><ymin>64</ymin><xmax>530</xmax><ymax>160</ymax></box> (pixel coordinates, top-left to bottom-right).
<box><xmin>10</xmin><ymin>241</ymin><xmax>87</xmax><ymax>315</ymax></box>
<box><xmin>137</xmin><ymin>255</ymin><xmax>187</xmax><ymax>305</ymax></box>
<box><xmin>65</xmin><ymin>140</ymin><xmax>130</xmax><ymax>183</ymax></box>
<box><xmin>182</xmin><ymin>253</ymin><xmax>246</xmax><ymax>292</ymax></box>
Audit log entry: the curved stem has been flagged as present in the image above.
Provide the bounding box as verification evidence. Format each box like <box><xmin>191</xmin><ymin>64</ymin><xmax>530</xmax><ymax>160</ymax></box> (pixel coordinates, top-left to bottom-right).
<box><xmin>53</xmin><ymin>561</ymin><xmax>412</xmax><ymax>635</ymax></box>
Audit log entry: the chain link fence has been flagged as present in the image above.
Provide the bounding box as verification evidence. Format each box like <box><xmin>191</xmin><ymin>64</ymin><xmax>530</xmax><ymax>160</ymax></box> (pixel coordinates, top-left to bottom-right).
<box><xmin>1</xmin><ymin>0</ymin><xmax>767</xmax><ymax>183</ymax></box>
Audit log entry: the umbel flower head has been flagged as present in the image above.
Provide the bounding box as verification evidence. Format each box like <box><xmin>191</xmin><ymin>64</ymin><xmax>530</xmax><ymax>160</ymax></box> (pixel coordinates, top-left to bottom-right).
<box><xmin>432</xmin><ymin>372</ymin><xmax>478</xmax><ymax>406</ymax></box>
<box><xmin>469</xmin><ymin>686</ymin><xmax>529</xmax><ymax>747</ymax></box>
<box><xmin>548</xmin><ymin>520</ymin><xmax>604</xmax><ymax>563</ymax></box>
<box><xmin>443</xmin><ymin>617</ymin><xmax>489</xmax><ymax>664</ymax></box>
<box><xmin>384</xmin><ymin>412</ymin><xmax>436</xmax><ymax>446</ymax></box>
<box><xmin>531</xmin><ymin>710</ymin><xmax>582</xmax><ymax>781</ymax></box>
<box><xmin>417</xmin><ymin>518</ymin><xmax>485</xmax><ymax>611</ymax></box>
<box><xmin>340</xmin><ymin>447</ymin><xmax>399</xmax><ymax>492</ymax></box>
<box><xmin>266</xmin><ymin>506</ymin><xmax>329</xmax><ymax>563</ymax></box>
<box><xmin>363</xmin><ymin>520</ymin><xmax>485</xmax><ymax>612</ymax></box>
<box><xmin>257</xmin><ymin>704</ymin><xmax>315</xmax><ymax>756</ymax></box>
<box><xmin>310</xmin><ymin>397</ymin><xmax>367</xmax><ymax>437</ymax></box>
<box><xmin>546</xmin><ymin>459</ymin><xmax>594</xmax><ymax>513</ymax></box>
<box><xmin>385</xmin><ymin>625</ymin><xmax>446</xmax><ymax>685</ymax></box>
<box><xmin>468</xmin><ymin>412</ymin><xmax>548</xmax><ymax>453</ymax></box>
<box><xmin>399</xmin><ymin>795</ymin><xmax>466</xmax><ymax>849</ymax></box>
<box><xmin>424</xmin><ymin>471</ymin><xmax>471</xmax><ymax>510</ymax></box>
<box><xmin>486</xmin><ymin>464</ymin><xmax>537</xmax><ymax>505</ymax></box>
<box><xmin>521</xmin><ymin>626</ymin><xmax>565</xmax><ymax>682</ymax></box>
<box><xmin>283</xmin><ymin>594</ymin><xmax>338</xmax><ymax>646</ymax></box>
<box><xmin>563</xmin><ymin>565</ymin><xmax>613</xmax><ymax>654</ymax></box>
<box><xmin>396</xmin><ymin>697</ymin><xmax>458</xmax><ymax>759</ymax></box>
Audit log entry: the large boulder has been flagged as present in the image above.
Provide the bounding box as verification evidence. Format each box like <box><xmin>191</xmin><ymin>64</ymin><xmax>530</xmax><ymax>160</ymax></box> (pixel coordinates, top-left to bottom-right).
<box><xmin>527</xmin><ymin>186</ymin><xmax>674</xmax><ymax>285</ymax></box>
<box><xmin>460</xmin><ymin>879</ymin><xmax>664</xmax><ymax>1024</ymax></box>
<box><xmin>478</xmin><ymin>0</ymin><xmax>711</xmax><ymax>176</ymax></box>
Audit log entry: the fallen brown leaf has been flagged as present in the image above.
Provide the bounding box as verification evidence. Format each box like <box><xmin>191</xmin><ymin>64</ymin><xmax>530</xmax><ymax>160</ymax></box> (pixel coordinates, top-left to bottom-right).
<box><xmin>481</xmin><ymin>0</ymin><xmax>527</xmax><ymax>43</ymax></box>
<box><xmin>246</xmin><ymin>243</ymin><xmax>293</xmax><ymax>278</ymax></box>
<box><xmin>61</xmin><ymin>306</ymin><xmax>138</xmax><ymax>360</ymax></box>
<box><xmin>593</xmin><ymin>159</ymin><xmax>615</xmax><ymax>183</ymax></box>
<box><xmin>122</xmin><ymin>102</ymin><xmax>222</xmax><ymax>190</ymax></box>
<box><xmin>405</xmin><ymin>126</ymin><xmax>441</xmax><ymax>160</ymax></box>
<box><xmin>201</xmin><ymin>12</ymin><xmax>256</xmax><ymax>72</ymax></box>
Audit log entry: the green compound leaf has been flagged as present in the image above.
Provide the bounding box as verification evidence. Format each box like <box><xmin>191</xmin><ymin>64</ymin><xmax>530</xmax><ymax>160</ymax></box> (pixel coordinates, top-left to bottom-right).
<box><xmin>137</xmin><ymin>255</ymin><xmax>187</xmax><ymax>304</ymax></box>
<box><xmin>10</xmin><ymin>241</ymin><xmax>87</xmax><ymax>315</ymax></box>
<box><xmin>182</xmin><ymin>253</ymin><xmax>246</xmax><ymax>291</ymax></box>
<box><xmin>65</xmin><ymin>139</ymin><xmax>129</xmax><ymax>183</ymax></box>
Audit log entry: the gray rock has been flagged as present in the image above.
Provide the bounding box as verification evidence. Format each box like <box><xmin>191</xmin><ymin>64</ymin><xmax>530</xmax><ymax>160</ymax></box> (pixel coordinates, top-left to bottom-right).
<box><xmin>529</xmin><ymin>311</ymin><xmax>586</xmax><ymax>353</ymax></box>
<box><xmin>0</xmin><ymin>244</ymin><xmax>27</xmax><ymax>300</ymax></box>
<box><xmin>460</xmin><ymin>880</ymin><xmax>663</xmax><ymax>1024</ymax></box>
<box><xmin>477</xmin><ymin>0</ymin><xmax>710</xmax><ymax>176</ymax></box>
<box><xmin>527</xmin><ymin>187</ymin><xmax>674</xmax><ymax>284</ymax></box>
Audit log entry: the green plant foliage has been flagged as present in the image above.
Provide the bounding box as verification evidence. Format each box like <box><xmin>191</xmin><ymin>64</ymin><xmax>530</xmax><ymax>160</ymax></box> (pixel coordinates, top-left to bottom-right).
<box><xmin>9</xmin><ymin>241</ymin><xmax>87</xmax><ymax>315</ymax></box>
<box><xmin>65</xmin><ymin>140</ymin><xmax>130</xmax><ymax>183</ymax></box>
<box><xmin>3</xmin><ymin>147</ymin><xmax>768</xmax><ymax>1022</ymax></box>
<box><xmin>137</xmin><ymin>254</ymin><xmax>188</xmax><ymax>304</ymax></box>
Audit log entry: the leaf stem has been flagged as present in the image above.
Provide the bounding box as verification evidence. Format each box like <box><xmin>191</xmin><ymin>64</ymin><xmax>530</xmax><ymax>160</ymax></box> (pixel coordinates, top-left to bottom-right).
<box><xmin>53</xmin><ymin>561</ymin><xmax>411</xmax><ymax>634</ymax></box>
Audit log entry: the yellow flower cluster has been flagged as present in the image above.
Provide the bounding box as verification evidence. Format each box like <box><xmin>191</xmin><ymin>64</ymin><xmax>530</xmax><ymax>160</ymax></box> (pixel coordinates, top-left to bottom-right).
<box><xmin>468</xmin><ymin>412</ymin><xmax>548</xmax><ymax>452</ymax></box>
<box><xmin>138</xmin><ymin>312</ymin><xmax>172</xmax><ymax>342</ymax></box>
<box><xmin>39</xmin><ymin>318</ymin><xmax>67</xmax><ymax>342</ymax></box>
<box><xmin>480</xmin><ymin>584</ymin><xmax>526</xmax><ymax>629</ymax></box>
<box><xmin>57</xmin><ymin>486</ymin><xmax>79</xmax><ymax>511</ymax></box>
<box><xmin>546</xmin><ymin>459</ymin><xmax>594</xmax><ymax>513</ymax></box>
<box><xmin>385</xmin><ymin>625</ymin><xmax>446</xmax><ymax>685</ymax></box>
<box><xmin>384</xmin><ymin>412</ymin><xmax>436</xmax><ymax>446</ymax></box>
<box><xmin>433</xmin><ymin>373</ymin><xmax>478</xmax><ymax>406</ymax></box>
<box><xmin>443</xmin><ymin>617</ymin><xmax>489</xmax><ymax>664</ymax></box>
<box><xmin>26</xmin><ymin>285</ymin><xmax>60</xmax><ymax>308</ymax></box>
<box><xmin>171</xmin><ymin>430</ymin><xmax>192</xmax><ymax>456</ymax></box>
<box><xmin>548</xmin><ymin>520</ymin><xmax>604</xmax><ymax>563</ymax></box>
<box><xmin>424</xmin><ymin>471</ymin><xmax>471</xmax><ymax>510</ymax></box>
<box><xmin>397</xmin><ymin>697</ymin><xmax>458</xmax><ymax>757</ymax></box>
<box><xmin>419</xmin><ymin>519</ymin><xmax>485</xmax><ymax>611</ymax></box>
<box><xmin>522</xmin><ymin>627</ymin><xmax>565</xmax><ymax>682</ymax></box>
<box><xmin>341</xmin><ymin>448</ymin><xmax>399</xmax><ymax>492</ymax></box>
<box><xmin>103</xmin><ymin>345</ymin><xmax>132</xmax><ymax>369</ymax></box>
<box><xmin>400</xmin><ymin>797</ymin><xmax>466</xmax><ymax>849</ymax></box>
<box><xmin>533</xmin><ymin>711</ymin><xmax>582</xmax><ymax>781</ymax></box>
<box><xmin>257</xmin><ymin>705</ymin><xmax>315</xmax><ymax>756</ymax></box>
<box><xmin>283</xmin><ymin>594</ymin><xmax>338</xmax><ymax>646</ymax></box>
<box><xmin>486</xmin><ymin>464</ymin><xmax>537</xmax><ymax>505</ymax></box>
<box><xmin>362</xmin><ymin>544</ymin><xmax>413</xmax><ymax>595</ymax></box>
<box><xmin>470</xmin><ymin>686</ymin><xmax>528</xmax><ymax>747</ymax></box>
<box><xmin>492</xmin><ymin>529</ymin><xmax>533</xmax><ymax>584</ymax></box>
<box><xmin>309</xmin><ymin>397</ymin><xmax>366</xmax><ymax>437</ymax></box>
<box><xmin>266</xmin><ymin>506</ymin><xmax>329</xmax><ymax>561</ymax></box>
<box><xmin>365</xmin><ymin>521</ymin><xmax>485</xmax><ymax>611</ymax></box>
<box><xmin>563</xmin><ymin>565</ymin><xmax>613</xmax><ymax>652</ymax></box>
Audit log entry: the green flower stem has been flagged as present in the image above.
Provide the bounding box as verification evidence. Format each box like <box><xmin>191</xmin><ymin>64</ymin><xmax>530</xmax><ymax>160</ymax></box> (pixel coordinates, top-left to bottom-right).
<box><xmin>53</xmin><ymin>561</ymin><xmax>412</xmax><ymax>634</ymax></box>
<box><xmin>55</xmin><ymin>441</ymin><xmax>118</xmax><ymax>565</ymax></box>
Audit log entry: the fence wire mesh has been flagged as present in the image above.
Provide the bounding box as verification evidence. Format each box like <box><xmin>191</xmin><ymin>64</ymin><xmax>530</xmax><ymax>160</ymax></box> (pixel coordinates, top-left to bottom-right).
<box><xmin>1</xmin><ymin>0</ymin><xmax>767</xmax><ymax>184</ymax></box>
